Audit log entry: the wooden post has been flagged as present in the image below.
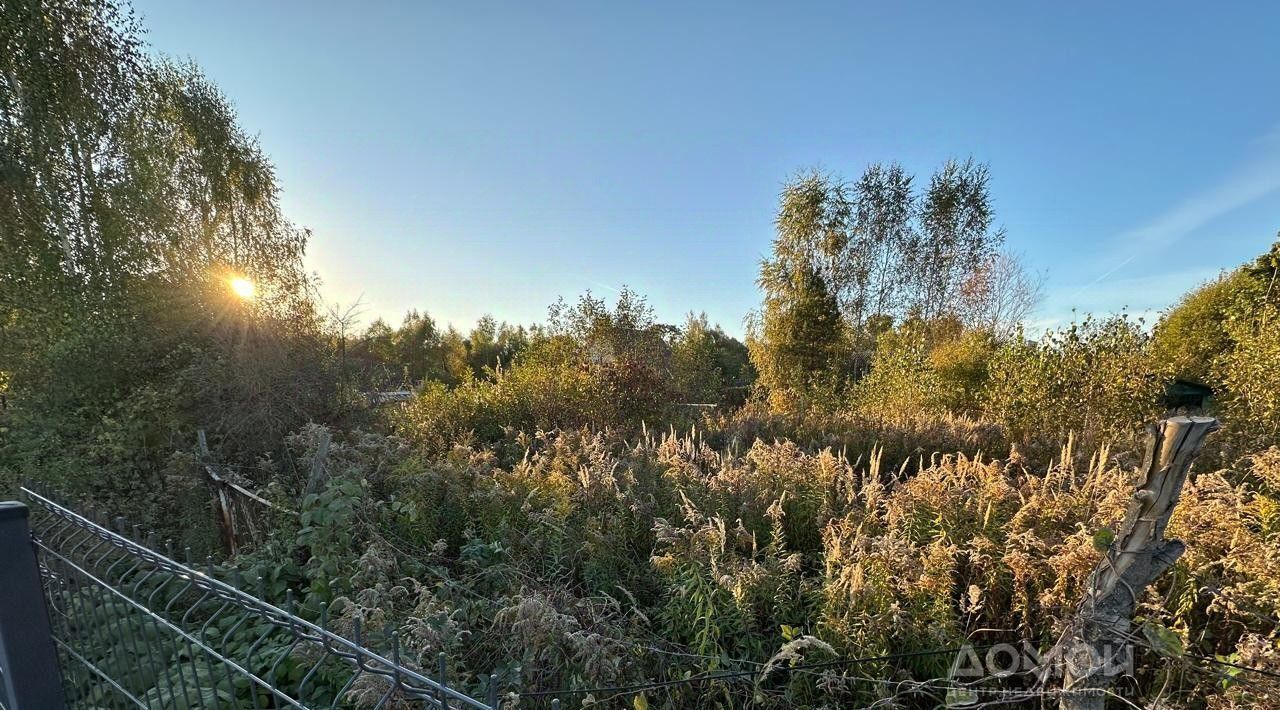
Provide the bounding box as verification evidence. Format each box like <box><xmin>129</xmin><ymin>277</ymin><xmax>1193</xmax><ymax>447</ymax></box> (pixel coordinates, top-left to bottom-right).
<box><xmin>1058</xmin><ymin>416</ymin><xmax>1218</xmax><ymax>710</ymax></box>
<box><xmin>198</xmin><ymin>430</ymin><xmax>238</xmax><ymax>554</ymax></box>
<box><xmin>302</xmin><ymin>427</ymin><xmax>332</xmax><ymax>498</ymax></box>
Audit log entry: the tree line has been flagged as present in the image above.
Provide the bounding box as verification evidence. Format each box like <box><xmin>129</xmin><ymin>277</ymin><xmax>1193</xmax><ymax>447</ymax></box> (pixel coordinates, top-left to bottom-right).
<box><xmin>4</xmin><ymin>2</ymin><xmax>1280</xmax><ymax>708</ymax></box>
<box><xmin>749</xmin><ymin>162</ymin><xmax>1041</xmax><ymax>409</ymax></box>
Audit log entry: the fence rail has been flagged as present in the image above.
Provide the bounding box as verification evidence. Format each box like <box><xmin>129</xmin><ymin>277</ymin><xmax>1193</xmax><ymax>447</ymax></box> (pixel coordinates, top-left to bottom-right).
<box><xmin>14</xmin><ymin>487</ymin><xmax>495</xmax><ymax>710</ymax></box>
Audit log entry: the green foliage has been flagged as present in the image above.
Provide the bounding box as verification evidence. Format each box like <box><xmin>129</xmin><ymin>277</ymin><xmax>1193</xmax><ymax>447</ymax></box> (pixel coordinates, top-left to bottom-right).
<box><xmin>748</xmin><ymin>162</ymin><xmax>1023</xmax><ymax>411</ymax></box>
<box><xmin>1151</xmin><ymin>269</ymin><xmax>1264</xmax><ymax>386</ymax></box>
<box><xmin>670</xmin><ymin>312</ymin><xmax>752</xmax><ymax>404</ymax></box>
<box><xmin>237</xmin><ymin>422</ymin><xmax>1280</xmax><ymax>707</ymax></box>
<box><xmin>981</xmin><ymin>315</ymin><xmax>1166</xmax><ymax>446</ymax></box>
<box><xmin>928</xmin><ymin>326</ymin><xmax>998</xmax><ymax>413</ymax></box>
<box><xmin>1149</xmin><ymin>237</ymin><xmax>1280</xmax><ymax>454</ymax></box>
<box><xmin>749</xmin><ymin>263</ymin><xmax>848</xmax><ymax>409</ymax></box>
<box><xmin>398</xmin><ymin>290</ymin><xmax>696</xmax><ymax>453</ymax></box>
<box><xmin>352</xmin><ymin>311</ymin><xmax>531</xmax><ymax>388</ymax></box>
<box><xmin>1142</xmin><ymin>621</ymin><xmax>1185</xmax><ymax>658</ymax></box>
<box><xmin>851</xmin><ymin>317</ymin><xmax>997</xmax><ymax>421</ymax></box>
<box><xmin>0</xmin><ymin>0</ymin><xmax>334</xmax><ymax>539</ymax></box>
<box><xmin>852</xmin><ymin>326</ymin><xmax>950</xmax><ymax>419</ymax></box>
<box><xmin>5</xmin><ymin>3</ymin><xmax>1280</xmax><ymax>708</ymax></box>
<box><xmin>1092</xmin><ymin>527</ymin><xmax>1115</xmax><ymax>552</ymax></box>
<box><xmin>1214</xmin><ymin>303</ymin><xmax>1280</xmax><ymax>451</ymax></box>
<box><xmin>54</xmin><ymin>562</ymin><xmax>355</xmax><ymax>708</ymax></box>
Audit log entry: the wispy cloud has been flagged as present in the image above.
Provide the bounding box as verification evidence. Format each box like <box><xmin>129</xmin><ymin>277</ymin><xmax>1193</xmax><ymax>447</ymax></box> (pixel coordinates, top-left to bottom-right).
<box><xmin>1040</xmin><ymin>265</ymin><xmax>1225</xmax><ymax>333</ymax></box>
<box><xmin>587</xmin><ymin>280</ymin><xmax>622</xmax><ymax>295</ymax></box>
<box><xmin>1073</xmin><ymin>266</ymin><xmax>1221</xmax><ymax>311</ymax></box>
<box><xmin>1074</xmin><ymin>123</ymin><xmax>1280</xmax><ymax>296</ymax></box>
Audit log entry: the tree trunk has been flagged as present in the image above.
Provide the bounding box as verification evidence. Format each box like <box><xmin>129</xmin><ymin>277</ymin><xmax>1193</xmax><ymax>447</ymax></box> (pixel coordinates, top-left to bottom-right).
<box><xmin>1058</xmin><ymin>416</ymin><xmax>1219</xmax><ymax>710</ymax></box>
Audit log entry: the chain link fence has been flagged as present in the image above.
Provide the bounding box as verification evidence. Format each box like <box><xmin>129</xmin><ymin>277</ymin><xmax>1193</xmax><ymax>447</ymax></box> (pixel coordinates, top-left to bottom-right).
<box><xmin>6</xmin><ymin>488</ymin><xmax>495</xmax><ymax>709</ymax></box>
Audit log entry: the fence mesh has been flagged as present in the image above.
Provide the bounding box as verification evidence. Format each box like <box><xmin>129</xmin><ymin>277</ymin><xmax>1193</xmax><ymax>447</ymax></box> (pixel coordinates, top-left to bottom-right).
<box><xmin>21</xmin><ymin>487</ymin><xmax>494</xmax><ymax>710</ymax></box>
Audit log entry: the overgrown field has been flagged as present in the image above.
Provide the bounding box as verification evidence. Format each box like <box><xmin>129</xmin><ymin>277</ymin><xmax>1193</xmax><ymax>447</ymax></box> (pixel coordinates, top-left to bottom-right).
<box><xmin>4</xmin><ymin>0</ymin><xmax>1280</xmax><ymax>706</ymax></box>
<box><xmin>8</xmin><ymin>406</ymin><xmax>1280</xmax><ymax>706</ymax></box>
<box><xmin>218</xmin><ymin>419</ymin><xmax>1279</xmax><ymax>707</ymax></box>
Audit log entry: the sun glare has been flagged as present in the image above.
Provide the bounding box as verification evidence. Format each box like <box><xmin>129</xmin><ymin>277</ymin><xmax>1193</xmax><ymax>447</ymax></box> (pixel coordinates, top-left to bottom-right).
<box><xmin>229</xmin><ymin>277</ymin><xmax>256</xmax><ymax>300</ymax></box>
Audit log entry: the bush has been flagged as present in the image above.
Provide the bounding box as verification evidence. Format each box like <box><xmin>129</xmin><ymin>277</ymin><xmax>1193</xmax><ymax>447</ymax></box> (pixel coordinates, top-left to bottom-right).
<box><xmin>851</xmin><ymin>327</ymin><xmax>951</xmax><ymax>420</ymax></box>
<box><xmin>980</xmin><ymin>315</ymin><xmax>1167</xmax><ymax>449</ymax></box>
<box><xmin>398</xmin><ymin>291</ymin><xmax>686</xmax><ymax>453</ymax></box>
<box><xmin>1151</xmin><ymin>269</ymin><xmax>1265</xmax><ymax>387</ymax></box>
<box><xmin>851</xmin><ymin>318</ymin><xmax>997</xmax><ymax>421</ymax></box>
<box><xmin>1148</xmin><ymin>245</ymin><xmax>1280</xmax><ymax>456</ymax></box>
<box><xmin>1214</xmin><ymin>305</ymin><xmax>1280</xmax><ymax>453</ymax></box>
<box><xmin>0</xmin><ymin>281</ymin><xmax>335</xmax><ymax>543</ymax></box>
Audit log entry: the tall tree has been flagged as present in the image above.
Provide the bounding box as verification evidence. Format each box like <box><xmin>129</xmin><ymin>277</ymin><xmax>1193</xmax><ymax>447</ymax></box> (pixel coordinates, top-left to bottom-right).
<box><xmin>852</xmin><ymin>162</ymin><xmax>916</xmax><ymax>327</ymax></box>
<box><xmin>750</xmin><ymin>160</ymin><xmax>1016</xmax><ymax>406</ymax></box>
<box><xmin>2</xmin><ymin>0</ymin><xmax>144</xmax><ymax>338</ymax></box>
<box><xmin>912</xmin><ymin>158</ymin><xmax>1004</xmax><ymax>320</ymax></box>
<box><xmin>750</xmin><ymin>261</ymin><xmax>845</xmax><ymax>406</ymax></box>
<box><xmin>1</xmin><ymin>0</ymin><xmax>327</xmax><ymax>474</ymax></box>
<box><xmin>958</xmin><ymin>250</ymin><xmax>1045</xmax><ymax>336</ymax></box>
<box><xmin>768</xmin><ymin>170</ymin><xmax>856</xmax><ymax>315</ymax></box>
<box><xmin>1</xmin><ymin>2</ymin><xmax>307</xmax><ymax>309</ymax></box>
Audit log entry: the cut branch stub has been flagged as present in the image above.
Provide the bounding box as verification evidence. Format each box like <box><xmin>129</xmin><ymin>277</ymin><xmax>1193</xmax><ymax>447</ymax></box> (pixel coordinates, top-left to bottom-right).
<box><xmin>1059</xmin><ymin>416</ymin><xmax>1219</xmax><ymax>710</ymax></box>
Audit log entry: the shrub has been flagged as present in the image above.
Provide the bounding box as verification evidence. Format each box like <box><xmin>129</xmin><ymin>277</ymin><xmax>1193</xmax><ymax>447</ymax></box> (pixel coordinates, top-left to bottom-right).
<box><xmin>398</xmin><ymin>291</ymin><xmax>688</xmax><ymax>453</ymax></box>
<box><xmin>399</xmin><ymin>339</ymin><xmax>674</xmax><ymax>455</ymax></box>
<box><xmin>1214</xmin><ymin>305</ymin><xmax>1280</xmax><ymax>453</ymax></box>
<box><xmin>851</xmin><ymin>318</ymin><xmax>997</xmax><ymax>421</ymax></box>
<box><xmin>851</xmin><ymin>328</ymin><xmax>951</xmax><ymax>420</ymax></box>
<box><xmin>1151</xmin><ymin>269</ymin><xmax>1265</xmax><ymax>387</ymax></box>
<box><xmin>1151</xmin><ymin>240</ymin><xmax>1280</xmax><ymax>455</ymax></box>
<box><xmin>981</xmin><ymin>315</ymin><xmax>1166</xmax><ymax>448</ymax></box>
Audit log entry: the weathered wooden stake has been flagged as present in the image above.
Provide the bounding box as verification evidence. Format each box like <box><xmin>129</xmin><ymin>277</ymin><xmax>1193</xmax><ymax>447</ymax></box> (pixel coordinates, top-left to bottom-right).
<box><xmin>1058</xmin><ymin>416</ymin><xmax>1219</xmax><ymax>710</ymax></box>
<box><xmin>302</xmin><ymin>427</ymin><xmax>332</xmax><ymax>498</ymax></box>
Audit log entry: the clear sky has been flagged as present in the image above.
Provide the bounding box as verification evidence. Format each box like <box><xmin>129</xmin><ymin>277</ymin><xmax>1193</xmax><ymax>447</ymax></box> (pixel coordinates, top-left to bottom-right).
<box><xmin>133</xmin><ymin>1</ymin><xmax>1280</xmax><ymax>336</ymax></box>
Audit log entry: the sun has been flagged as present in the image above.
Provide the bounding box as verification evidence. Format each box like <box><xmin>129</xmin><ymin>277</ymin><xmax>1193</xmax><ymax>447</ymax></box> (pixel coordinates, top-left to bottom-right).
<box><xmin>229</xmin><ymin>276</ymin><xmax>256</xmax><ymax>300</ymax></box>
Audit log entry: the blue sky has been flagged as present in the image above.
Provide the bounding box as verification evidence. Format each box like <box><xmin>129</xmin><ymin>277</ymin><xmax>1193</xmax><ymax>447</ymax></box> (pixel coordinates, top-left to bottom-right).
<box><xmin>134</xmin><ymin>1</ymin><xmax>1280</xmax><ymax>336</ymax></box>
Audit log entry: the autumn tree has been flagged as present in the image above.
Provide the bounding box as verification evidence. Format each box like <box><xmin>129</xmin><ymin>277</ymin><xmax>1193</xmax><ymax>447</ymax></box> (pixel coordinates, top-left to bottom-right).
<box><xmin>958</xmin><ymin>251</ymin><xmax>1045</xmax><ymax>337</ymax></box>
<box><xmin>0</xmin><ymin>0</ymin><xmax>331</xmax><ymax>516</ymax></box>
<box><xmin>911</xmin><ymin>159</ymin><xmax>1004</xmax><ymax>320</ymax></box>
<box><xmin>749</xmin><ymin>160</ymin><xmax>1014</xmax><ymax>406</ymax></box>
<box><xmin>750</xmin><ymin>261</ymin><xmax>846</xmax><ymax>408</ymax></box>
<box><xmin>852</xmin><ymin>163</ymin><xmax>916</xmax><ymax>327</ymax></box>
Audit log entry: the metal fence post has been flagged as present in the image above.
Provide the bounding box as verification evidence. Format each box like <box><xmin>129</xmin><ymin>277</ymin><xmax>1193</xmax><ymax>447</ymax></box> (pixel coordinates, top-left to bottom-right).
<box><xmin>0</xmin><ymin>502</ymin><xmax>65</xmax><ymax>709</ymax></box>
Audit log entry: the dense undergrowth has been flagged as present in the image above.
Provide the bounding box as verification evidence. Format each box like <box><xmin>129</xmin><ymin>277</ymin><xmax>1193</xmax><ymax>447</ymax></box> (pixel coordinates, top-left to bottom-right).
<box><xmin>4</xmin><ymin>1</ymin><xmax>1280</xmax><ymax>705</ymax></box>
<box><xmin>212</xmin><ymin>419</ymin><xmax>1278</xmax><ymax>707</ymax></box>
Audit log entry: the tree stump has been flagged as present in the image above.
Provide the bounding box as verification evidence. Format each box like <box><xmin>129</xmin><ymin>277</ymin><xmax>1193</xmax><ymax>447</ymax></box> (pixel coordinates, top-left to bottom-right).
<box><xmin>1058</xmin><ymin>416</ymin><xmax>1219</xmax><ymax>710</ymax></box>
